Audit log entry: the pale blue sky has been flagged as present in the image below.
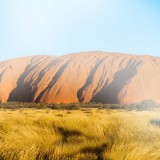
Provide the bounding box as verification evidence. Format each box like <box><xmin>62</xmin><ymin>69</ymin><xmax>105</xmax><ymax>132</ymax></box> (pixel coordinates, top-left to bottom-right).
<box><xmin>0</xmin><ymin>0</ymin><xmax>160</xmax><ymax>61</ymax></box>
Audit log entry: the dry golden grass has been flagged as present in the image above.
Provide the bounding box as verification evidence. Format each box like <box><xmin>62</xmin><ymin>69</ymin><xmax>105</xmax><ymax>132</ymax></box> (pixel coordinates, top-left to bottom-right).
<box><xmin>0</xmin><ymin>108</ymin><xmax>160</xmax><ymax>160</ymax></box>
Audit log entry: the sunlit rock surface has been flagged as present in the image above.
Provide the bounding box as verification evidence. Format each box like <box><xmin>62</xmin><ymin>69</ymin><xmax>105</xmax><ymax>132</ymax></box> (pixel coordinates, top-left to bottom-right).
<box><xmin>0</xmin><ymin>52</ymin><xmax>160</xmax><ymax>104</ymax></box>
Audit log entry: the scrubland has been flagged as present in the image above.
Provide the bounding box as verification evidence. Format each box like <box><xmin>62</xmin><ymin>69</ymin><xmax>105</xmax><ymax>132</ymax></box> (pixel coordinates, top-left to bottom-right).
<box><xmin>0</xmin><ymin>108</ymin><xmax>160</xmax><ymax>160</ymax></box>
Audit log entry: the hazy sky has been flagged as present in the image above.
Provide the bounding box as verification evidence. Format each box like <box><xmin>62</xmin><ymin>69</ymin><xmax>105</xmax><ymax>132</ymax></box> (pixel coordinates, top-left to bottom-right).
<box><xmin>0</xmin><ymin>0</ymin><xmax>160</xmax><ymax>61</ymax></box>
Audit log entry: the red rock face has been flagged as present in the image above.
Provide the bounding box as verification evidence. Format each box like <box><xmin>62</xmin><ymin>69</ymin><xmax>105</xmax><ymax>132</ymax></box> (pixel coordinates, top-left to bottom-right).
<box><xmin>0</xmin><ymin>52</ymin><xmax>160</xmax><ymax>104</ymax></box>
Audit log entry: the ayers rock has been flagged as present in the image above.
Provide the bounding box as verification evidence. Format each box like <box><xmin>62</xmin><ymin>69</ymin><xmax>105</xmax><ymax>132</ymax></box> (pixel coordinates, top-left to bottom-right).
<box><xmin>0</xmin><ymin>51</ymin><xmax>160</xmax><ymax>104</ymax></box>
